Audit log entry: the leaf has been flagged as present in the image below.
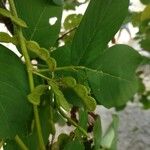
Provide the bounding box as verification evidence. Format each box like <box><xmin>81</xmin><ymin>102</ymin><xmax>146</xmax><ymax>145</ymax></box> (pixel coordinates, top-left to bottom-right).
<box><xmin>4</xmin><ymin>105</ymin><xmax>53</xmax><ymax>150</ymax></box>
<box><xmin>0</xmin><ymin>44</ymin><xmax>32</xmax><ymax>139</ymax></box>
<box><xmin>93</xmin><ymin>117</ymin><xmax>102</xmax><ymax>150</ymax></box>
<box><xmin>74</xmin><ymin>109</ymin><xmax>88</xmax><ymax>138</ymax></box>
<box><xmin>0</xmin><ymin>140</ymin><xmax>3</xmax><ymax>148</ymax></box>
<box><xmin>78</xmin><ymin>110</ymin><xmax>88</xmax><ymax>130</ymax></box>
<box><xmin>140</xmin><ymin>0</ymin><xmax>150</xmax><ymax>4</ymax></box>
<box><xmin>71</xmin><ymin>0</ymin><xmax>129</xmax><ymax>66</ymax></box>
<box><xmin>141</xmin><ymin>5</ymin><xmax>150</xmax><ymax>21</ymax></box>
<box><xmin>61</xmin><ymin>88</ymin><xmax>84</xmax><ymax>107</ymax></box>
<box><xmin>53</xmin><ymin>0</ymin><xmax>64</xmax><ymax>6</ymax></box>
<box><xmin>51</xmin><ymin>133</ymin><xmax>71</xmax><ymax>150</ymax></box>
<box><xmin>63</xmin><ymin>140</ymin><xmax>84</xmax><ymax>150</ymax></box>
<box><xmin>3</xmin><ymin>140</ymin><xmax>19</xmax><ymax>150</ymax></box>
<box><xmin>140</xmin><ymin>38</ymin><xmax>150</xmax><ymax>51</ymax></box>
<box><xmin>64</xmin><ymin>14</ymin><xmax>82</xmax><ymax>30</ymax></box>
<box><xmin>0</xmin><ymin>8</ymin><xmax>27</xmax><ymax>27</ymax></box>
<box><xmin>101</xmin><ymin>115</ymin><xmax>119</xmax><ymax>149</ymax></box>
<box><xmin>0</xmin><ymin>32</ymin><xmax>18</xmax><ymax>45</ymax></box>
<box><xmin>140</xmin><ymin>95</ymin><xmax>150</xmax><ymax>109</ymax></box>
<box><xmin>27</xmin><ymin>85</ymin><xmax>48</xmax><ymax>105</ymax></box>
<box><xmin>87</xmin><ymin>45</ymin><xmax>142</xmax><ymax>108</ymax></box>
<box><xmin>14</xmin><ymin>0</ymin><xmax>63</xmax><ymax>48</ymax></box>
<box><xmin>51</xmin><ymin>46</ymin><xmax>71</xmax><ymax>67</ymax></box>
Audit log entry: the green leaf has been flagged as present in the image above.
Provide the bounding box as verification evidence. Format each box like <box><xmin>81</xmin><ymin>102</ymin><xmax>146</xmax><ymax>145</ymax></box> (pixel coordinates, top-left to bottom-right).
<box><xmin>140</xmin><ymin>0</ymin><xmax>150</xmax><ymax>4</ymax></box>
<box><xmin>93</xmin><ymin>117</ymin><xmax>102</xmax><ymax>150</ymax></box>
<box><xmin>0</xmin><ymin>8</ymin><xmax>27</xmax><ymax>27</ymax></box>
<box><xmin>14</xmin><ymin>0</ymin><xmax>63</xmax><ymax>48</ymax></box>
<box><xmin>74</xmin><ymin>109</ymin><xmax>88</xmax><ymax>138</ymax></box>
<box><xmin>61</xmin><ymin>88</ymin><xmax>84</xmax><ymax>107</ymax></box>
<box><xmin>141</xmin><ymin>5</ymin><xmax>150</xmax><ymax>21</ymax></box>
<box><xmin>87</xmin><ymin>45</ymin><xmax>142</xmax><ymax>108</ymax></box>
<box><xmin>0</xmin><ymin>32</ymin><xmax>18</xmax><ymax>44</ymax></box>
<box><xmin>51</xmin><ymin>46</ymin><xmax>71</xmax><ymax>67</ymax></box>
<box><xmin>0</xmin><ymin>44</ymin><xmax>32</xmax><ymax>139</ymax></box>
<box><xmin>64</xmin><ymin>14</ymin><xmax>82</xmax><ymax>30</ymax></box>
<box><xmin>63</xmin><ymin>140</ymin><xmax>84</xmax><ymax>150</ymax></box>
<box><xmin>51</xmin><ymin>133</ymin><xmax>71</xmax><ymax>150</ymax></box>
<box><xmin>4</xmin><ymin>105</ymin><xmax>53</xmax><ymax>150</ymax></box>
<box><xmin>71</xmin><ymin>0</ymin><xmax>129</xmax><ymax>66</ymax></box>
<box><xmin>101</xmin><ymin>115</ymin><xmax>119</xmax><ymax>149</ymax></box>
<box><xmin>140</xmin><ymin>95</ymin><xmax>150</xmax><ymax>109</ymax></box>
<box><xmin>3</xmin><ymin>140</ymin><xmax>19</xmax><ymax>150</ymax></box>
<box><xmin>78</xmin><ymin>110</ymin><xmax>88</xmax><ymax>130</ymax></box>
<box><xmin>140</xmin><ymin>38</ymin><xmax>150</xmax><ymax>51</ymax></box>
<box><xmin>53</xmin><ymin>0</ymin><xmax>64</xmax><ymax>6</ymax></box>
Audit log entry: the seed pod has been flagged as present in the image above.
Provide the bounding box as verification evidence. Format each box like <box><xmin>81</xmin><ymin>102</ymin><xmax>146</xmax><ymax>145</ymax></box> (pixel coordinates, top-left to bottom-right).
<box><xmin>49</xmin><ymin>81</ymin><xmax>70</xmax><ymax>111</ymax></box>
<box><xmin>26</xmin><ymin>40</ymin><xmax>49</xmax><ymax>60</ymax></box>
<box><xmin>46</xmin><ymin>57</ymin><xmax>57</xmax><ymax>72</ymax></box>
<box><xmin>61</xmin><ymin>77</ymin><xmax>77</xmax><ymax>88</ymax></box>
<box><xmin>0</xmin><ymin>8</ymin><xmax>27</xmax><ymax>27</ymax></box>
<box><xmin>74</xmin><ymin>84</ymin><xmax>89</xmax><ymax>97</ymax></box>
<box><xmin>73</xmin><ymin>84</ymin><xmax>96</xmax><ymax>111</ymax></box>
<box><xmin>83</xmin><ymin>96</ymin><xmax>96</xmax><ymax>112</ymax></box>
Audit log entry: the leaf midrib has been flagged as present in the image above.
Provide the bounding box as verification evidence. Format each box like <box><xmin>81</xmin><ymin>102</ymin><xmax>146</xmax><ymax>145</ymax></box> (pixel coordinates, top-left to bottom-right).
<box><xmin>30</xmin><ymin>5</ymin><xmax>47</xmax><ymax>40</ymax></box>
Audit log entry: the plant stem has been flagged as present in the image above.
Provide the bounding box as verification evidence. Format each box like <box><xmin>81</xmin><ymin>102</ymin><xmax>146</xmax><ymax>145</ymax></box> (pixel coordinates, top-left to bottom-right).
<box><xmin>8</xmin><ymin>0</ymin><xmax>46</xmax><ymax>149</ymax></box>
<box><xmin>57</xmin><ymin>27</ymin><xmax>77</xmax><ymax>41</ymax></box>
<box><xmin>33</xmin><ymin>71</ymin><xmax>89</xmax><ymax>137</ymax></box>
<box><xmin>58</xmin><ymin>107</ymin><xmax>89</xmax><ymax>137</ymax></box>
<box><xmin>15</xmin><ymin>135</ymin><xmax>29</xmax><ymax>150</ymax></box>
<box><xmin>33</xmin><ymin>71</ymin><xmax>51</xmax><ymax>81</ymax></box>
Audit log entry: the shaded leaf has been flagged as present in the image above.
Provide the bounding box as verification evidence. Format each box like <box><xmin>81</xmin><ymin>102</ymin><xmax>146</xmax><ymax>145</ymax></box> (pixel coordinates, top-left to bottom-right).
<box><xmin>0</xmin><ymin>44</ymin><xmax>32</xmax><ymax>139</ymax></box>
<box><xmin>51</xmin><ymin>46</ymin><xmax>71</xmax><ymax>67</ymax></box>
<box><xmin>63</xmin><ymin>140</ymin><xmax>84</xmax><ymax>150</ymax></box>
<box><xmin>53</xmin><ymin>0</ymin><xmax>64</xmax><ymax>6</ymax></box>
<box><xmin>4</xmin><ymin>105</ymin><xmax>53</xmax><ymax>150</ymax></box>
<box><xmin>141</xmin><ymin>5</ymin><xmax>150</xmax><ymax>21</ymax></box>
<box><xmin>140</xmin><ymin>0</ymin><xmax>150</xmax><ymax>4</ymax></box>
<box><xmin>140</xmin><ymin>37</ymin><xmax>150</xmax><ymax>51</ymax></box>
<box><xmin>14</xmin><ymin>0</ymin><xmax>63</xmax><ymax>48</ymax></box>
<box><xmin>101</xmin><ymin>115</ymin><xmax>119</xmax><ymax>149</ymax></box>
<box><xmin>93</xmin><ymin>117</ymin><xmax>102</xmax><ymax>150</ymax></box>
